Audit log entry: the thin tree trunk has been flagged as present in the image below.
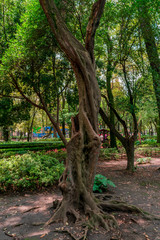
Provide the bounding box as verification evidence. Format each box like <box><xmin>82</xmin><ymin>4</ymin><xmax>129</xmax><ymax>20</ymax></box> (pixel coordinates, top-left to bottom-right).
<box><xmin>106</xmin><ymin>65</ymin><xmax>117</xmax><ymax>148</ymax></box>
<box><xmin>124</xmin><ymin>140</ymin><xmax>135</xmax><ymax>171</ymax></box>
<box><xmin>62</xmin><ymin>93</ymin><xmax>66</xmax><ymax>137</ymax></box>
<box><xmin>27</xmin><ymin>108</ymin><xmax>36</xmax><ymax>142</ymax></box>
<box><xmin>3</xmin><ymin>126</ymin><xmax>9</xmax><ymax>142</ymax></box>
<box><xmin>105</xmin><ymin>31</ymin><xmax>117</xmax><ymax>148</ymax></box>
<box><xmin>99</xmin><ymin>107</ymin><xmax>137</xmax><ymax>172</ymax></box>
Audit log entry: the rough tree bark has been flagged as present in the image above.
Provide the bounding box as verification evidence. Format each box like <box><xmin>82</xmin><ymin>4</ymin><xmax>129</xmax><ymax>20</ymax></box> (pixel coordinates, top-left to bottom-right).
<box><xmin>38</xmin><ymin>0</ymin><xmax>117</xmax><ymax>229</ymax></box>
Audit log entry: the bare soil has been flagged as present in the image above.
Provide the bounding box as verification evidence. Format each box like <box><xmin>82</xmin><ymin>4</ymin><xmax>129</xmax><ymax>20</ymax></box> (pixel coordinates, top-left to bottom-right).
<box><xmin>0</xmin><ymin>156</ymin><xmax>160</xmax><ymax>240</ymax></box>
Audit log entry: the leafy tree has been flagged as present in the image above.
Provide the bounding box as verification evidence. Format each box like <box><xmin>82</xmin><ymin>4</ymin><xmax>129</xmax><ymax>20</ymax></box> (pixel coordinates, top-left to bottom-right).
<box><xmin>137</xmin><ymin>0</ymin><xmax>160</xmax><ymax>142</ymax></box>
<box><xmin>0</xmin><ymin>97</ymin><xmax>30</xmax><ymax>141</ymax></box>
<box><xmin>1</xmin><ymin>0</ymin><xmax>73</xmax><ymax>145</ymax></box>
<box><xmin>98</xmin><ymin>0</ymin><xmax>140</xmax><ymax>171</ymax></box>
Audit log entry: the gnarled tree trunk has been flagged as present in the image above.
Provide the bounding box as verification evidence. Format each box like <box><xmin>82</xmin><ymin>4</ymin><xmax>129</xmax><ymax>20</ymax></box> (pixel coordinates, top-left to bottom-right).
<box><xmin>39</xmin><ymin>0</ymin><xmax>116</xmax><ymax>229</ymax></box>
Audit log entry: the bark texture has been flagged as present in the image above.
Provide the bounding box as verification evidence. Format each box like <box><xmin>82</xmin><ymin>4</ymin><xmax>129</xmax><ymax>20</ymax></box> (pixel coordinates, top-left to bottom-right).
<box><xmin>39</xmin><ymin>0</ymin><xmax>114</xmax><ymax>229</ymax></box>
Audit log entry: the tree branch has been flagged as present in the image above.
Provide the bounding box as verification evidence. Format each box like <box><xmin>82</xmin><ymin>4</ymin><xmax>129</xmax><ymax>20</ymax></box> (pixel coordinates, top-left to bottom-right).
<box><xmin>121</xmin><ymin>62</ymin><xmax>138</xmax><ymax>138</ymax></box>
<box><xmin>37</xmin><ymin>92</ymin><xmax>67</xmax><ymax>146</ymax></box>
<box><xmin>101</xmin><ymin>94</ymin><xmax>129</xmax><ymax>138</ymax></box>
<box><xmin>10</xmin><ymin>74</ymin><xmax>44</xmax><ymax>110</ymax></box>
<box><xmin>99</xmin><ymin>107</ymin><xmax>125</xmax><ymax>145</ymax></box>
<box><xmin>85</xmin><ymin>0</ymin><xmax>106</xmax><ymax>63</ymax></box>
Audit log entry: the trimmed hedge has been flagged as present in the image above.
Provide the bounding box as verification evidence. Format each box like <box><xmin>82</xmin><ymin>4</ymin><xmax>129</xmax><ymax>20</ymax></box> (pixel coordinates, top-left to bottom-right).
<box><xmin>0</xmin><ymin>141</ymin><xmax>63</xmax><ymax>148</ymax></box>
<box><xmin>0</xmin><ymin>141</ymin><xmax>65</xmax><ymax>153</ymax></box>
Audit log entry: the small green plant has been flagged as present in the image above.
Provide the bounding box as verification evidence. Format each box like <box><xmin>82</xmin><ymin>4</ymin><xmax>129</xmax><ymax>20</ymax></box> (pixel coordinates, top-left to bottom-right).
<box><xmin>136</xmin><ymin>157</ymin><xmax>151</xmax><ymax>164</ymax></box>
<box><xmin>93</xmin><ymin>174</ymin><xmax>116</xmax><ymax>193</ymax></box>
<box><xmin>100</xmin><ymin>148</ymin><xmax>119</xmax><ymax>160</ymax></box>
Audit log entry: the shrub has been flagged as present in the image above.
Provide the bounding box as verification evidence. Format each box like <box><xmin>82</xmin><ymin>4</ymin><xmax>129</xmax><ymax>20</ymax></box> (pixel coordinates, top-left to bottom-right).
<box><xmin>135</xmin><ymin>138</ymin><xmax>159</xmax><ymax>147</ymax></box>
<box><xmin>45</xmin><ymin>148</ymin><xmax>67</xmax><ymax>162</ymax></box>
<box><xmin>100</xmin><ymin>148</ymin><xmax>119</xmax><ymax>160</ymax></box>
<box><xmin>93</xmin><ymin>174</ymin><xmax>116</xmax><ymax>193</ymax></box>
<box><xmin>0</xmin><ymin>153</ymin><xmax>64</xmax><ymax>192</ymax></box>
<box><xmin>135</xmin><ymin>147</ymin><xmax>160</xmax><ymax>156</ymax></box>
<box><xmin>136</xmin><ymin>157</ymin><xmax>151</xmax><ymax>164</ymax></box>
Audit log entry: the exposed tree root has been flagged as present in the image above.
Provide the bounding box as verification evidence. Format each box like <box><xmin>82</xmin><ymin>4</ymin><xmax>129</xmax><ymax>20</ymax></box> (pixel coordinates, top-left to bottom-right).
<box><xmin>45</xmin><ymin>197</ymin><xmax>118</xmax><ymax>232</ymax></box>
<box><xmin>45</xmin><ymin>197</ymin><xmax>159</xmax><ymax>231</ymax></box>
<box><xmin>32</xmin><ymin>222</ymin><xmax>45</xmax><ymax>226</ymax></box>
<box><xmin>94</xmin><ymin>193</ymin><xmax>113</xmax><ymax>201</ymax></box>
<box><xmin>4</xmin><ymin>231</ymin><xmax>20</xmax><ymax>240</ymax></box>
<box><xmin>23</xmin><ymin>206</ymin><xmax>40</xmax><ymax>213</ymax></box>
<box><xmin>99</xmin><ymin>200</ymin><xmax>160</xmax><ymax>220</ymax></box>
<box><xmin>54</xmin><ymin>226</ymin><xmax>89</xmax><ymax>240</ymax></box>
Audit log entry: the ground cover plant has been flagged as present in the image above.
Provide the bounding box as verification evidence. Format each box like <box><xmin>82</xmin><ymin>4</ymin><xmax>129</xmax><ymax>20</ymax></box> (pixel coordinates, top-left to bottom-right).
<box><xmin>136</xmin><ymin>157</ymin><xmax>151</xmax><ymax>164</ymax></box>
<box><xmin>100</xmin><ymin>147</ymin><xmax>120</xmax><ymax>160</ymax></box>
<box><xmin>93</xmin><ymin>174</ymin><xmax>116</xmax><ymax>193</ymax></box>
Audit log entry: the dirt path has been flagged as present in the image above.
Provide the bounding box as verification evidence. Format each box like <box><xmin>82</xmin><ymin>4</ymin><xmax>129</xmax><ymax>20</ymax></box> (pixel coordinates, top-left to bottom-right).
<box><xmin>0</xmin><ymin>157</ymin><xmax>160</xmax><ymax>240</ymax></box>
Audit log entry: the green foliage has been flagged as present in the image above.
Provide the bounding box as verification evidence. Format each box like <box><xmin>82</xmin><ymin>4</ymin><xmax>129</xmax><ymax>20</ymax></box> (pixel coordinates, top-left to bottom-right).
<box><xmin>0</xmin><ymin>98</ymin><xmax>30</xmax><ymax>127</ymax></box>
<box><xmin>135</xmin><ymin>147</ymin><xmax>160</xmax><ymax>157</ymax></box>
<box><xmin>136</xmin><ymin>157</ymin><xmax>151</xmax><ymax>164</ymax></box>
<box><xmin>135</xmin><ymin>138</ymin><xmax>159</xmax><ymax>147</ymax></box>
<box><xmin>100</xmin><ymin>148</ymin><xmax>119</xmax><ymax>160</ymax></box>
<box><xmin>0</xmin><ymin>152</ymin><xmax>64</xmax><ymax>192</ymax></box>
<box><xmin>142</xmin><ymin>139</ymin><xmax>157</xmax><ymax>145</ymax></box>
<box><xmin>45</xmin><ymin>149</ymin><xmax>67</xmax><ymax>162</ymax></box>
<box><xmin>93</xmin><ymin>174</ymin><xmax>116</xmax><ymax>193</ymax></box>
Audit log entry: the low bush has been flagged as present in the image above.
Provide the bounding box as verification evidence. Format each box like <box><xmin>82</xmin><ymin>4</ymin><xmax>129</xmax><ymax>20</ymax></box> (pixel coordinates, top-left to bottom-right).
<box><xmin>135</xmin><ymin>138</ymin><xmax>159</xmax><ymax>147</ymax></box>
<box><xmin>100</xmin><ymin>148</ymin><xmax>119</xmax><ymax>160</ymax></box>
<box><xmin>0</xmin><ymin>153</ymin><xmax>64</xmax><ymax>192</ymax></box>
<box><xmin>141</xmin><ymin>135</ymin><xmax>157</xmax><ymax>140</ymax></box>
<box><xmin>135</xmin><ymin>147</ymin><xmax>160</xmax><ymax>156</ymax></box>
<box><xmin>93</xmin><ymin>174</ymin><xmax>116</xmax><ymax>193</ymax></box>
<box><xmin>136</xmin><ymin>157</ymin><xmax>151</xmax><ymax>164</ymax></box>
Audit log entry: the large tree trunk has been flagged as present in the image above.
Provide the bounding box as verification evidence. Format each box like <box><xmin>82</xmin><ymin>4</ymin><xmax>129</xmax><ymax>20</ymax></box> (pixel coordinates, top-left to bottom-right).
<box><xmin>39</xmin><ymin>0</ymin><xmax>115</xmax><ymax>229</ymax></box>
<box><xmin>45</xmin><ymin>47</ymin><xmax>103</xmax><ymax>226</ymax></box>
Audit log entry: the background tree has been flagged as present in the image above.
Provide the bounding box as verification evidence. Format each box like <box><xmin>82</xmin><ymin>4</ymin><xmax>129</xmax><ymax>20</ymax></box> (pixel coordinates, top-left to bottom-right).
<box><xmin>136</xmin><ymin>0</ymin><xmax>160</xmax><ymax>142</ymax></box>
<box><xmin>98</xmin><ymin>0</ymin><xmax>140</xmax><ymax>171</ymax></box>
<box><xmin>0</xmin><ymin>97</ymin><xmax>30</xmax><ymax>141</ymax></box>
